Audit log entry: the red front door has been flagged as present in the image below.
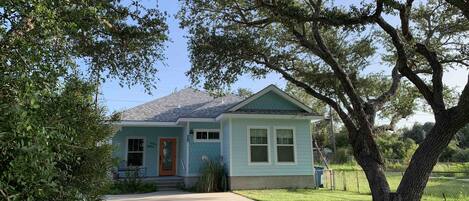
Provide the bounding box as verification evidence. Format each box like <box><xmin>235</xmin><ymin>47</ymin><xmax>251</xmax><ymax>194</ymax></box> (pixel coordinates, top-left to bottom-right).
<box><xmin>159</xmin><ymin>138</ymin><xmax>176</xmax><ymax>176</ymax></box>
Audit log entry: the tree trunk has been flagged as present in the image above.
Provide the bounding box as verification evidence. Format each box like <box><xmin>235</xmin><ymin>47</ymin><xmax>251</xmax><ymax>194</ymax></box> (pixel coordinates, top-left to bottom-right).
<box><xmin>348</xmin><ymin>127</ymin><xmax>392</xmax><ymax>201</ymax></box>
<box><xmin>395</xmin><ymin>111</ymin><xmax>466</xmax><ymax>201</ymax></box>
<box><xmin>359</xmin><ymin>156</ymin><xmax>391</xmax><ymax>201</ymax></box>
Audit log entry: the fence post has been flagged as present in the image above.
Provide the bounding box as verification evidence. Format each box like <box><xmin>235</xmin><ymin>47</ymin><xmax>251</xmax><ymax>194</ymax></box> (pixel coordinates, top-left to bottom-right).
<box><xmin>332</xmin><ymin>171</ymin><xmax>336</xmax><ymax>190</ymax></box>
<box><xmin>343</xmin><ymin>171</ymin><xmax>347</xmax><ymax>191</ymax></box>
<box><xmin>356</xmin><ymin>171</ymin><xmax>360</xmax><ymax>193</ymax></box>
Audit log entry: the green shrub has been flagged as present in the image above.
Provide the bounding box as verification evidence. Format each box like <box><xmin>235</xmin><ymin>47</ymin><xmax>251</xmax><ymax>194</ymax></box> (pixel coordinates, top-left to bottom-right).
<box><xmin>376</xmin><ymin>134</ymin><xmax>417</xmax><ymax>163</ymax></box>
<box><xmin>0</xmin><ymin>78</ymin><xmax>115</xmax><ymax>200</ymax></box>
<box><xmin>195</xmin><ymin>159</ymin><xmax>228</xmax><ymax>192</ymax></box>
<box><xmin>108</xmin><ymin>169</ymin><xmax>157</xmax><ymax>194</ymax></box>
<box><xmin>440</xmin><ymin>140</ymin><xmax>460</xmax><ymax>162</ymax></box>
<box><xmin>335</xmin><ymin>128</ymin><xmax>350</xmax><ymax>149</ymax></box>
<box><xmin>452</xmin><ymin>149</ymin><xmax>469</xmax><ymax>162</ymax></box>
<box><xmin>333</xmin><ymin>148</ymin><xmax>353</xmax><ymax>163</ymax></box>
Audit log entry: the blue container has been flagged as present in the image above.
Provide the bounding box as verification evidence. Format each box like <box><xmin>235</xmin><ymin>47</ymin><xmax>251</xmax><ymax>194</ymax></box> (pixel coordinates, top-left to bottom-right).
<box><xmin>314</xmin><ymin>166</ymin><xmax>324</xmax><ymax>188</ymax></box>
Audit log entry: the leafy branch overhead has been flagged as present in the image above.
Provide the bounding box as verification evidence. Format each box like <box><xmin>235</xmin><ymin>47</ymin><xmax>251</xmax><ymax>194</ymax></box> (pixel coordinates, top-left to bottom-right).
<box><xmin>1</xmin><ymin>0</ymin><xmax>169</xmax><ymax>91</ymax></box>
<box><xmin>0</xmin><ymin>1</ymin><xmax>169</xmax><ymax>200</ymax></box>
<box><xmin>179</xmin><ymin>0</ymin><xmax>469</xmax><ymax>200</ymax></box>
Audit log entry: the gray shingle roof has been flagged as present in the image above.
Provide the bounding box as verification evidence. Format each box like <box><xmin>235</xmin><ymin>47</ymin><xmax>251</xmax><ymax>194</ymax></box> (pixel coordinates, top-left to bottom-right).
<box><xmin>120</xmin><ymin>88</ymin><xmax>243</xmax><ymax>121</ymax></box>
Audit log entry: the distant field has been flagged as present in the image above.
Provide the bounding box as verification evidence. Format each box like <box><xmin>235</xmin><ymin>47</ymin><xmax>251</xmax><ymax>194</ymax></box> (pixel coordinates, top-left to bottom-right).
<box><xmin>328</xmin><ymin>162</ymin><xmax>469</xmax><ymax>172</ymax></box>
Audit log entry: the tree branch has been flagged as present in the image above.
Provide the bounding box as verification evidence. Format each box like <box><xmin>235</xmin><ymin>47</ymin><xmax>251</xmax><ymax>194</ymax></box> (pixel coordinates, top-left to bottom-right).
<box><xmin>375</xmin><ymin>16</ymin><xmax>439</xmax><ymax>112</ymax></box>
<box><xmin>309</xmin><ymin>24</ymin><xmax>369</xmax><ymax>122</ymax></box>
<box><xmin>253</xmin><ymin>55</ymin><xmax>357</xmax><ymax>130</ymax></box>
<box><xmin>373</xmin><ymin>114</ymin><xmax>401</xmax><ymax>133</ymax></box>
<box><xmin>370</xmin><ymin>66</ymin><xmax>401</xmax><ymax>109</ymax></box>
<box><xmin>399</xmin><ymin>0</ymin><xmax>415</xmax><ymax>41</ymax></box>
<box><xmin>445</xmin><ymin>0</ymin><xmax>469</xmax><ymax>20</ymax></box>
<box><xmin>415</xmin><ymin>43</ymin><xmax>445</xmax><ymax>111</ymax></box>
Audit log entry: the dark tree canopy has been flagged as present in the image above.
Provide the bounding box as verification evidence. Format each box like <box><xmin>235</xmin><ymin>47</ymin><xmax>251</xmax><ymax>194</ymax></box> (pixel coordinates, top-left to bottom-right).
<box><xmin>179</xmin><ymin>0</ymin><xmax>469</xmax><ymax>200</ymax></box>
<box><xmin>1</xmin><ymin>0</ymin><xmax>169</xmax><ymax>91</ymax></box>
<box><xmin>1</xmin><ymin>1</ymin><xmax>169</xmax><ymax>200</ymax></box>
<box><xmin>402</xmin><ymin>122</ymin><xmax>434</xmax><ymax>144</ymax></box>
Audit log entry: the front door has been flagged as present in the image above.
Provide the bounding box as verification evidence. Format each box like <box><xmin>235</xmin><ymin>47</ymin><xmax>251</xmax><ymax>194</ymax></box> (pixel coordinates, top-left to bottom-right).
<box><xmin>159</xmin><ymin>138</ymin><xmax>176</xmax><ymax>176</ymax></box>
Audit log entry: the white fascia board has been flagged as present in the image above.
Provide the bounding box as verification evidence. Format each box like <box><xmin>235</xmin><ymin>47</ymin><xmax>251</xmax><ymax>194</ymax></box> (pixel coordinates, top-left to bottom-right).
<box><xmin>216</xmin><ymin>113</ymin><xmax>323</xmax><ymax>121</ymax></box>
<box><xmin>176</xmin><ymin>118</ymin><xmax>217</xmax><ymax>123</ymax></box>
<box><xmin>113</xmin><ymin>121</ymin><xmax>181</xmax><ymax>127</ymax></box>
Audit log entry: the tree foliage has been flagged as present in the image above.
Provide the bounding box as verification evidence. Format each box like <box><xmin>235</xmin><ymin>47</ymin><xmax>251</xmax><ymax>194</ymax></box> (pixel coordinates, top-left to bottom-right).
<box><xmin>0</xmin><ymin>77</ymin><xmax>117</xmax><ymax>200</ymax></box>
<box><xmin>0</xmin><ymin>1</ymin><xmax>168</xmax><ymax>200</ymax></box>
<box><xmin>179</xmin><ymin>0</ymin><xmax>469</xmax><ymax>200</ymax></box>
<box><xmin>376</xmin><ymin>133</ymin><xmax>417</xmax><ymax>163</ymax></box>
<box><xmin>402</xmin><ymin>122</ymin><xmax>434</xmax><ymax>144</ymax></box>
<box><xmin>456</xmin><ymin>124</ymin><xmax>469</xmax><ymax>149</ymax></box>
<box><xmin>1</xmin><ymin>0</ymin><xmax>168</xmax><ymax>91</ymax></box>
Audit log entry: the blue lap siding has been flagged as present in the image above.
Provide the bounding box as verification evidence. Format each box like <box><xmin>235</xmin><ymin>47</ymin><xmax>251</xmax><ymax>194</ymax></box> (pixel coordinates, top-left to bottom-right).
<box><xmin>112</xmin><ymin>126</ymin><xmax>183</xmax><ymax>177</ymax></box>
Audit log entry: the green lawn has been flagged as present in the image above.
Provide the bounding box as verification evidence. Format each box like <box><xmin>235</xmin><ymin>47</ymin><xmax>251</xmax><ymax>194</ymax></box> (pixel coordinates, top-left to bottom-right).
<box><xmin>327</xmin><ymin>171</ymin><xmax>469</xmax><ymax>199</ymax></box>
<box><xmin>236</xmin><ymin>163</ymin><xmax>469</xmax><ymax>201</ymax></box>
<box><xmin>235</xmin><ymin>188</ymin><xmax>469</xmax><ymax>201</ymax></box>
<box><xmin>235</xmin><ymin>189</ymin><xmax>370</xmax><ymax>201</ymax></box>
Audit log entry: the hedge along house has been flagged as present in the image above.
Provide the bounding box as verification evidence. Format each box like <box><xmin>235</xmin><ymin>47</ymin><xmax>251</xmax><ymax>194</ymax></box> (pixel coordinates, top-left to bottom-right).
<box><xmin>111</xmin><ymin>85</ymin><xmax>322</xmax><ymax>189</ymax></box>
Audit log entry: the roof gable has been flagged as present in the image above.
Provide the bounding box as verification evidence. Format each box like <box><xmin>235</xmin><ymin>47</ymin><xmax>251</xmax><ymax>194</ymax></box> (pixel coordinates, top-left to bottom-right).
<box><xmin>228</xmin><ymin>85</ymin><xmax>313</xmax><ymax>113</ymax></box>
<box><xmin>239</xmin><ymin>91</ymin><xmax>303</xmax><ymax>111</ymax></box>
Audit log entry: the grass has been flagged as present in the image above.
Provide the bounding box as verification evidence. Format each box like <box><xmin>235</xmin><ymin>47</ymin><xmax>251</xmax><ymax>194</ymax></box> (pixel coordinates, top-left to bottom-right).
<box><xmin>235</xmin><ymin>189</ymin><xmax>370</xmax><ymax>201</ymax></box>
<box><xmin>326</xmin><ymin>171</ymin><xmax>469</xmax><ymax>200</ymax></box>
<box><xmin>235</xmin><ymin>162</ymin><xmax>469</xmax><ymax>201</ymax></box>
<box><xmin>235</xmin><ymin>188</ymin><xmax>469</xmax><ymax>201</ymax></box>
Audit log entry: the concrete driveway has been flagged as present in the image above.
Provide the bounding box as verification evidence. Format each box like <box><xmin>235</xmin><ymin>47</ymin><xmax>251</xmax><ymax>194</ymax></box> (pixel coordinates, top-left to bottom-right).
<box><xmin>105</xmin><ymin>191</ymin><xmax>252</xmax><ymax>201</ymax></box>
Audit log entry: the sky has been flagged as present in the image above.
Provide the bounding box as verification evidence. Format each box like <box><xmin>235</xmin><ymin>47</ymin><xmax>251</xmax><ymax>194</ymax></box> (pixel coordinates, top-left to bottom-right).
<box><xmin>100</xmin><ymin>1</ymin><xmax>468</xmax><ymax>129</ymax></box>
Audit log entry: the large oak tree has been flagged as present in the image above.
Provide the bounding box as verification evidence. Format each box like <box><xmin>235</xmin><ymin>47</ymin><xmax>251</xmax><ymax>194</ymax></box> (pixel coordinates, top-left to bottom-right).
<box><xmin>179</xmin><ymin>0</ymin><xmax>469</xmax><ymax>200</ymax></box>
<box><xmin>1</xmin><ymin>0</ymin><xmax>168</xmax><ymax>200</ymax></box>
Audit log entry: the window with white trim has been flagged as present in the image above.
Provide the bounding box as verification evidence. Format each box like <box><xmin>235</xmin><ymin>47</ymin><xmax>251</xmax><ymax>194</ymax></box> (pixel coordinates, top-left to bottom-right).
<box><xmin>127</xmin><ymin>138</ymin><xmax>144</xmax><ymax>167</ymax></box>
<box><xmin>194</xmin><ymin>130</ymin><xmax>220</xmax><ymax>142</ymax></box>
<box><xmin>249</xmin><ymin>128</ymin><xmax>269</xmax><ymax>163</ymax></box>
<box><xmin>276</xmin><ymin>128</ymin><xmax>295</xmax><ymax>163</ymax></box>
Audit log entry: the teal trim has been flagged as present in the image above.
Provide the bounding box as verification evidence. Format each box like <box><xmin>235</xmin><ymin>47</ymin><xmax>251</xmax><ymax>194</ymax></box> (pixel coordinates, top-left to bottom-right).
<box><xmin>240</xmin><ymin>91</ymin><xmax>304</xmax><ymax>111</ymax></box>
<box><xmin>188</xmin><ymin>122</ymin><xmax>221</xmax><ymax>175</ymax></box>
<box><xmin>230</xmin><ymin>118</ymin><xmax>313</xmax><ymax>176</ymax></box>
<box><xmin>112</xmin><ymin>126</ymin><xmax>184</xmax><ymax>177</ymax></box>
<box><xmin>222</xmin><ymin>119</ymin><xmax>231</xmax><ymax>175</ymax></box>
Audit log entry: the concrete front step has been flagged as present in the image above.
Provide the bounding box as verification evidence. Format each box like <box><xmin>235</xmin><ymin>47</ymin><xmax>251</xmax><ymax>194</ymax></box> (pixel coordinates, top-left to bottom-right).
<box><xmin>158</xmin><ymin>187</ymin><xmax>180</xmax><ymax>191</ymax></box>
<box><xmin>142</xmin><ymin>176</ymin><xmax>184</xmax><ymax>191</ymax></box>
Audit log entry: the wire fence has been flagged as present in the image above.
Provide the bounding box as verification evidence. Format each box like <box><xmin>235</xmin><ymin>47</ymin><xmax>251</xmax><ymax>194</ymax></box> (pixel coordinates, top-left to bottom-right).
<box><xmin>321</xmin><ymin>170</ymin><xmax>469</xmax><ymax>199</ymax></box>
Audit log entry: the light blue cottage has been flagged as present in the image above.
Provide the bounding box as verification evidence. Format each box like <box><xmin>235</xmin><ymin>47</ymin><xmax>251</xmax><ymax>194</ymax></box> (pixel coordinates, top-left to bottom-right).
<box><xmin>111</xmin><ymin>85</ymin><xmax>322</xmax><ymax>189</ymax></box>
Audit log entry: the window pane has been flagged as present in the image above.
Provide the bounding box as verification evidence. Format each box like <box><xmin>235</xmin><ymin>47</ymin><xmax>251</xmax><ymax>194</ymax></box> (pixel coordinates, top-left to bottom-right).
<box><xmin>128</xmin><ymin>139</ymin><xmax>134</xmax><ymax>151</ymax></box>
<box><xmin>208</xmin><ymin>132</ymin><xmax>219</xmax><ymax>140</ymax></box>
<box><xmin>162</xmin><ymin>141</ymin><xmax>174</xmax><ymax>170</ymax></box>
<box><xmin>196</xmin><ymin>132</ymin><xmax>207</xmax><ymax>140</ymax></box>
<box><xmin>127</xmin><ymin>153</ymin><xmax>143</xmax><ymax>166</ymax></box>
<box><xmin>250</xmin><ymin>146</ymin><xmax>268</xmax><ymax>162</ymax></box>
<box><xmin>277</xmin><ymin>129</ymin><xmax>293</xmax><ymax>145</ymax></box>
<box><xmin>250</xmin><ymin>129</ymin><xmax>267</xmax><ymax>144</ymax></box>
<box><xmin>128</xmin><ymin>139</ymin><xmax>144</xmax><ymax>151</ymax></box>
<box><xmin>137</xmin><ymin>139</ymin><xmax>143</xmax><ymax>151</ymax></box>
<box><xmin>277</xmin><ymin>146</ymin><xmax>294</xmax><ymax>162</ymax></box>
